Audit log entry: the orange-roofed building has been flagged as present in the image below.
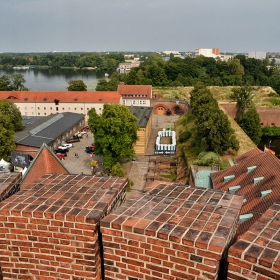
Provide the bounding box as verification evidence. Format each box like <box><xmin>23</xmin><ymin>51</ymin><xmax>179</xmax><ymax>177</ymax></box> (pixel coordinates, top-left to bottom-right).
<box><xmin>211</xmin><ymin>148</ymin><xmax>280</xmax><ymax>237</ymax></box>
<box><xmin>0</xmin><ymin>91</ymin><xmax>122</xmax><ymax>120</ymax></box>
<box><xmin>117</xmin><ymin>83</ymin><xmax>152</xmax><ymax>107</ymax></box>
<box><xmin>20</xmin><ymin>143</ymin><xmax>70</xmax><ymax>189</ymax></box>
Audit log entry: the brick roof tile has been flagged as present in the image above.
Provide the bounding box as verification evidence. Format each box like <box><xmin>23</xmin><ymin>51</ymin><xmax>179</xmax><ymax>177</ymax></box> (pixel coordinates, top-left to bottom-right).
<box><xmin>211</xmin><ymin>148</ymin><xmax>280</xmax><ymax>236</ymax></box>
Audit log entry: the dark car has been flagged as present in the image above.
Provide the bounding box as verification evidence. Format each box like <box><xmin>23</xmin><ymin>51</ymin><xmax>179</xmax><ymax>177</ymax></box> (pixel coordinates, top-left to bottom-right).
<box><xmin>85</xmin><ymin>146</ymin><xmax>94</xmax><ymax>153</ymax></box>
<box><xmin>55</xmin><ymin>149</ymin><xmax>68</xmax><ymax>155</ymax></box>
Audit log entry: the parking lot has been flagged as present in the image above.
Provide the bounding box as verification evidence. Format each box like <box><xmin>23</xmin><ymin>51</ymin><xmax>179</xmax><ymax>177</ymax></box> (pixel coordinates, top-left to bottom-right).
<box><xmin>62</xmin><ymin>132</ymin><xmax>104</xmax><ymax>175</ymax></box>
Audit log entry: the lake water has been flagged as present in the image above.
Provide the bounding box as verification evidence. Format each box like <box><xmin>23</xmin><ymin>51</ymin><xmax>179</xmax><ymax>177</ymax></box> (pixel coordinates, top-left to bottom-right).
<box><xmin>0</xmin><ymin>68</ymin><xmax>109</xmax><ymax>91</ymax></box>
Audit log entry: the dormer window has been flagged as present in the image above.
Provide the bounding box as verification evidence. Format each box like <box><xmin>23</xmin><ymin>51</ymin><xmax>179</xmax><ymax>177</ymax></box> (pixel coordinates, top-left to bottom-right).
<box><xmin>99</xmin><ymin>98</ymin><xmax>102</xmax><ymax>101</ymax></box>
<box><xmin>260</xmin><ymin>190</ymin><xmax>272</xmax><ymax>199</ymax></box>
<box><xmin>224</xmin><ymin>175</ymin><xmax>235</xmax><ymax>183</ymax></box>
<box><xmin>54</xmin><ymin>99</ymin><xmax>59</xmax><ymax>105</ymax></box>
<box><xmin>239</xmin><ymin>213</ymin><xmax>253</xmax><ymax>224</ymax></box>
<box><xmin>24</xmin><ymin>97</ymin><xmax>28</xmax><ymax>101</ymax></box>
<box><xmin>74</xmin><ymin>98</ymin><xmax>78</xmax><ymax>101</ymax></box>
<box><xmin>228</xmin><ymin>185</ymin><xmax>241</xmax><ymax>193</ymax></box>
<box><xmin>253</xmin><ymin>176</ymin><xmax>264</xmax><ymax>185</ymax></box>
<box><xmin>44</xmin><ymin>97</ymin><xmax>47</xmax><ymax>101</ymax></box>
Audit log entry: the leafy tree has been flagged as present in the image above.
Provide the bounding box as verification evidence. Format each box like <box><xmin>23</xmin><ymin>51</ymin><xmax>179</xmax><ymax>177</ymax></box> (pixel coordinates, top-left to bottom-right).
<box><xmin>238</xmin><ymin>104</ymin><xmax>262</xmax><ymax>144</ymax></box>
<box><xmin>10</xmin><ymin>74</ymin><xmax>28</xmax><ymax>91</ymax></box>
<box><xmin>67</xmin><ymin>80</ymin><xmax>87</xmax><ymax>91</ymax></box>
<box><xmin>95</xmin><ymin>72</ymin><xmax>121</xmax><ymax>91</ymax></box>
<box><xmin>87</xmin><ymin>104</ymin><xmax>139</xmax><ymax>170</ymax></box>
<box><xmin>0</xmin><ymin>113</ymin><xmax>16</xmax><ymax>160</ymax></box>
<box><xmin>0</xmin><ymin>100</ymin><xmax>23</xmax><ymax>131</ymax></box>
<box><xmin>229</xmin><ymin>86</ymin><xmax>254</xmax><ymax>117</ymax></box>
<box><xmin>88</xmin><ymin>160</ymin><xmax>98</xmax><ymax>175</ymax></box>
<box><xmin>0</xmin><ymin>74</ymin><xmax>28</xmax><ymax>91</ymax></box>
<box><xmin>0</xmin><ymin>75</ymin><xmax>12</xmax><ymax>90</ymax></box>
<box><xmin>110</xmin><ymin>162</ymin><xmax>125</xmax><ymax>177</ymax></box>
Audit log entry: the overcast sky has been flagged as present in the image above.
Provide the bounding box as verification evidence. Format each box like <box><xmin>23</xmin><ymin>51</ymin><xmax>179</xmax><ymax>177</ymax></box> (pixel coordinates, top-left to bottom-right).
<box><xmin>0</xmin><ymin>0</ymin><xmax>279</xmax><ymax>53</ymax></box>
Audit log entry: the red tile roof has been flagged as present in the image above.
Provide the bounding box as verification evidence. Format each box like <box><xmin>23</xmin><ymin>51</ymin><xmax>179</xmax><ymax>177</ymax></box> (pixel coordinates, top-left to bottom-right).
<box><xmin>228</xmin><ymin>202</ymin><xmax>280</xmax><ymax>279</ymax></box>
<box><xmin>0</xmin><ymin>91</ymin><xmax>121</xmax><ymax>103</ymax></box>
<box><xmin>211</xmin><ymin>148</ymin><xmax>280</xmax><ymax>236</ymax></box>
<box><xmin>117</xmin><ymin>84</ymin><xmax>152</xmax><ymax>98</ymax></box>
<box><xmin>21</xmin><ymin>143</ymin><xmax>70</xmax><ymax>189</ymax></box>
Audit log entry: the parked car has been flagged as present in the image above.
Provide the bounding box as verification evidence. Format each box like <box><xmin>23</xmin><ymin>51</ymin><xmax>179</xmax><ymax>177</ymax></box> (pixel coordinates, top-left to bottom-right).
<box><xmin>73</xmin><ymin>133</ymin><xmax>83</xmax><ymax>139</ymax></box>
<box><xmin>60</xmin><ymin>143</ymin><xmax>73</xmax><ymax>149</ymax></box>
<box><xmin>55</xmin><ymin>150</ymin><xmax>67</xmax><ymax>155</ymax></box>
<box><xmin>56</xmin><ymin>153</ymin><xmax>65</xmax><ymax>160</ymax></box>
<box><xmin>85</xmin><ymin>146</ymin><xmax>94</xmax><ymax>153</ymax></box>
<box><xmin>57</xmin><ymin>145</ymin><xmax>70</xmax><ymax>151</ymax></box>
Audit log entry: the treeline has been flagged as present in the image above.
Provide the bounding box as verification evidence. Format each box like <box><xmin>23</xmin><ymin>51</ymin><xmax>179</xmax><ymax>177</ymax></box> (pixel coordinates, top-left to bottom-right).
<box><xmin>97</xmin><ymin>55</ymin><xmax>280</xmax><ymax>94</ymax></box>
<box><xmin>179</xmin><ymin>83</ymin><xmax>239</xmax><ymax>154</ymax></box>
<box><xmin>0</xmin><ymin>53</ymin><xmax>125</xmax><ymax>72</ymax></box>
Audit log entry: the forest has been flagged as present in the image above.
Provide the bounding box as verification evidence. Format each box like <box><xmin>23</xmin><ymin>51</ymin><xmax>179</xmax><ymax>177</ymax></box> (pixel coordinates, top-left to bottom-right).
<box><xmin>96</xmin><ymin>54</ymin><xmax>280</xmax><ymax>94</ymax></box>
<box><xmin>1</xmin><ymin>52</ymin><xmax>280</xmax><ymax>94</ymax></box>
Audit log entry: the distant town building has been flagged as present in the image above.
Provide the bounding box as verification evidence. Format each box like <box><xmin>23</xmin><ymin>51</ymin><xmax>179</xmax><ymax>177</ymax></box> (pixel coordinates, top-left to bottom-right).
<box><xmin>162</xmin><ymin>50</ymin><xmax>181</xmax><ymax>55</ymax></box>
<box><xmin>116</xmin><ymin>60</ymin><xmax>140</xmax><ymax>74</ymax></box>
<box><xmin>195</xmin><ymin>48</ymin><xmax>220</xmax><ymax>57</ymax></box>
<box><xmin>248</xmin><ymin>51</ymin><xmax>267</xmax><ymax>59</ymax></box>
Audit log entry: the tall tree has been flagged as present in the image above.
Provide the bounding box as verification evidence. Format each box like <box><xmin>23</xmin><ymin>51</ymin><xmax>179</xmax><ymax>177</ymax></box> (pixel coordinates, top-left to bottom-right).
<box><xmin>87</xmin><ymin>104</ymin><xmax>139</xmax><ymax>170</ymax></box>
<box><xmin>67</xmin><ymin>80</ymin><xmax>87</xmax><ymax>91</ymax></box>
<box><xmin>238</xmin><ymin>104</ymin><xmax>262</xmax><ymax>144</ymax></box>
<box><xmin>0</xmin><ymin>113</ymin><xmax>16</xmax><ymax>160</ymax></box>
<box><xmin>0</xmin><ymin>100</ymin><xmax>23</xmax><ymax>131</ymax></box>
<box><xmin>229</xmin><ymin>86</ymin><xmax>254</xmax><ymax>117</ymax></box>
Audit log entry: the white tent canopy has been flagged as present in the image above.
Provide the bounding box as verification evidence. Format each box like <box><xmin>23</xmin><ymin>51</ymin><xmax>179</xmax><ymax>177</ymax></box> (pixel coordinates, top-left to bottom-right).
<box><xmin>0</xmin><ymin>158</ymin><xmax>11</xmax><ymax>172</ymax></box>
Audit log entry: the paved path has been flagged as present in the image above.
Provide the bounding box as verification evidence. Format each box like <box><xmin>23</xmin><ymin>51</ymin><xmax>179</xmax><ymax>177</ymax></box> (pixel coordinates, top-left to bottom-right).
<box><xmin>63</xmin><ymin>114</ymin><xmax>181</xmax><ymax>199</ymax></box>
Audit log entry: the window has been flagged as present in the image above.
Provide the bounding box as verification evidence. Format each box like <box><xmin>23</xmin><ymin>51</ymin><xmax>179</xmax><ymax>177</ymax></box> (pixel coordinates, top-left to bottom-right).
<box><xmin>87</xmin><ymin>108</ymin><xmax>89</xmax><ymax>110</ymax></box>
<box><xmin>38</xmin><ymin>113</ymin><xmax>40</xmax><ymax>115</ymax></box>
<box><xmin>99</xmin><ymin>108</ymin><xmax>101</xmax><ymax>110</ymax></box>
<box><xmin>81</xmin><ymin>108</ymin><xmax>83</xmax><ymax>110</ymax></box>
<box><xmin>143</xmin><ymin>101</ymin><xmax>146</xmax><ymax>105</ymax></box>
<box><xmin>44</xmin><ymin>107</ymin><xmax>46</xmax><ymax>110</ymax></box>
<box><xmin>62</xmin><ymin>108</ymin><xmax>64</xmax><ymax>110</ymax></box>
<box><xmin>37</xmin><ymin>107</ymin><xmax>40</xmax><ymax>110</ymax></box>
<box><xmin>56</xmin><ymin>107</ymin><xmax>58</xmax><ymax>111</ymax></box>
<box><xmin>123</xmin><ymin>100</ymin><xmax>126</xmax><ymax>104</ymax></box>
<box><xmin>44</xmin><ymin>113</ymin><xmax>46</xmax><ymax>115</ymax></box>
<box><xmin>75</xmin><ymin>108</ymin><xmax>77</xmax><ymax>110</ymax></box>
<box><xmin>24</xmin><ymin>107</ymin><xmax>27</xmax><ymax>110</ymax></box>
<box><xmin>50</xmin><ymin>107</ymin><xmax>52</xmax><ymax>110</ymax></box>
<box><xmin>140</xmin><ymin>101</ymin><xmax>142</xmax><ymax>104</ymax></box>
<box><xmin>133</xmin><ymin>101</ymin><xmax>135</xmax><ymax>104</ymax></box>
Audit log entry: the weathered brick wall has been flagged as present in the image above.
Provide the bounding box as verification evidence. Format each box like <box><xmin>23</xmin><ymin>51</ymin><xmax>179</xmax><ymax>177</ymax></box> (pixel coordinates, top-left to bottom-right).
<box><xmin>0</xmin><ymin>173</ymin><xmax>22</xmax><ymax>203</ymax></box>
<box><xmin>101</xmin><ymin>182</ymin><xmax>243</xmax><ymax>280</ymax></box>
<box><xmin>228</xmin><ymin>202</ymin><xmax>280</xmax><ymax>280</ymax></box>
<box><xmin>0</xmin><ymin>174</ymin><xmax>127</xmax><ymax>280</ymax></box>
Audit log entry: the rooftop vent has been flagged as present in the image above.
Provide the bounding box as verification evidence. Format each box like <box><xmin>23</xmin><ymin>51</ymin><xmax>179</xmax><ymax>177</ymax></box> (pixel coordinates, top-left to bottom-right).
<box><xmin>253</xmin><ymin>176</ymin><xmax>264</xmax><ymax>185</ymax></box>
<box><xmin>260</xmin><ymin>189</ymin><xmax>272</xmax><ymax>199</ymax></box>
<box><xmin>228</xmin><ymin>185</ymin><xmax>241</xmax><ymax>193</ymax></box>
<box><xmin>243</xmin><ymin>198</ymin><xmax>247</xmax><ymax>203</ymax></box>
<box><xmin>239</xmin><ymin>213</ymin><xmax>253</xmax><ymax>224</ymax></box>
<box><xmin>223</xmin><ymin>175</ymin><xmax>235</xmax><ymax>182</ymax></box>
<box><xmin>247</xmin><ymin>166</ymin><xmax>257</xmax><ymax>173</ymax></box>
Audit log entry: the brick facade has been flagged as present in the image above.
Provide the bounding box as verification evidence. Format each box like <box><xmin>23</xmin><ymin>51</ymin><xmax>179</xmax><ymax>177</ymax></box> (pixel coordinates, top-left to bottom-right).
<box><xmin>0</xmin><ymin>174</ymin><xmax>127</xmax><ymax>279</ymax></box>
<box><xmin>0</xmin><ymin>173</ymin><xmax>21</xmax><ymax>203</ymax></box>
<box><xmin>100</xmin><ymin>181</ymin><xmax>243</xmax><ymax>280</ymax></box>
<box><xmin>228</xmin><ymin>202</ymin><xmax>280</xmax><ymax>280</ymax></box>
